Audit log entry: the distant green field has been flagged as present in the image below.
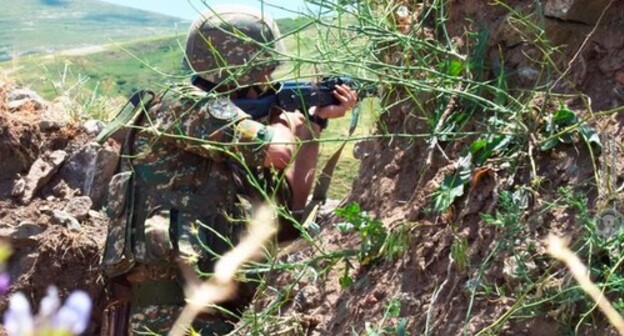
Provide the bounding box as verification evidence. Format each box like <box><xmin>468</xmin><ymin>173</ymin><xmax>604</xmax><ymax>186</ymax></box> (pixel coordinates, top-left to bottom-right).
<box><xmin>0</xmin><ymin>0</ymin><xmax>187</xmax><ymax>61</ymax></box>
<box><xmin>6</xmin><ymin>34</ymin><xmax>187</xmax><ymax>100</ymax></box>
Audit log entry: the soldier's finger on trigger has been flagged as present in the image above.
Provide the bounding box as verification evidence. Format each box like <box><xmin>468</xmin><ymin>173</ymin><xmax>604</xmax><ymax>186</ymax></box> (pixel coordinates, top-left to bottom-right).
<box><xmin>335</xmin><ymin>84</ymin><xmax>348</xmax><ymax>95</ymax></box>
<box><xmin>332</xmin><ymin>90</ymin><xmax>345</xmax><ymax>102</ymax></box>
<box><xmin>335</xmin><ymin>91</ymin><xmax>349</xmax><ymax>104</ymax></box>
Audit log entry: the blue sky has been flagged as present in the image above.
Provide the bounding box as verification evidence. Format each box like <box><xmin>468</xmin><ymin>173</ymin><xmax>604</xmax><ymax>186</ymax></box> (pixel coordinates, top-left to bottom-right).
<box><xmin>99</xmin><ymin>0</ymin><xmax>319</xmax><ymax>19</ymax></box>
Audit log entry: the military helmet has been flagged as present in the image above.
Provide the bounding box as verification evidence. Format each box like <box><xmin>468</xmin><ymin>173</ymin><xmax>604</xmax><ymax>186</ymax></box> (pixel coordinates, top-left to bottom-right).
<box><xmin>184</xmin><ymin>5</ymin><xmax>285</xmax><ymax>86</ymax></box>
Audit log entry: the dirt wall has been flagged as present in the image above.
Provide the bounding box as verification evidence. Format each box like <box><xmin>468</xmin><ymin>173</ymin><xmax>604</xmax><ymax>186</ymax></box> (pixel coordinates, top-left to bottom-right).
<box><xmin>255</xmin><ymin>1</ymin><xmax>624</xmax><ymax>335</ymax></box>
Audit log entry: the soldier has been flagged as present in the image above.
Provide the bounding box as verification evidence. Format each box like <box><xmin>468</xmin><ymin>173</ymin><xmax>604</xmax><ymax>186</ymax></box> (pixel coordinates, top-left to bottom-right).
<box><xmin>100</xmin><ymin>5</ymin><xmax>357</xmax><ymax>335</ymax></box>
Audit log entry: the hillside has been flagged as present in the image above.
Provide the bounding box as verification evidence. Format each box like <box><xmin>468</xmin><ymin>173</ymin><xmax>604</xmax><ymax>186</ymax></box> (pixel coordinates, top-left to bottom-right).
<box><xmin>2</xmin><ymin>0</ymin><xmax>624</xmax><ymax>335</ymax></box>
<box><xmin>0</xmin><ymin>0</ymin><xmax>188</xmax><ymax>62</ymax></box>
<box><xmin>6</xmin><ymin>35</ymin><xmax>186</xmax><ymax>100</ymax></box>
<box><xmin>1</xmin><ymin>11</ymin><xmax>322</xmax><ymax>101</ymax></box>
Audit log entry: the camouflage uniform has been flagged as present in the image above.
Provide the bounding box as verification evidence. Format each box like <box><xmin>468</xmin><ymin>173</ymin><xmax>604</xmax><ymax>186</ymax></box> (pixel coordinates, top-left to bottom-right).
<box><xmin>102</xmin><ymin>84</ymin><xmax>278</xmax><ymax>335</ymax></box>
<box><xmin>102</xmin><ymin>6</ymin><xmax>288</xmax><ymax>334</ymax></box>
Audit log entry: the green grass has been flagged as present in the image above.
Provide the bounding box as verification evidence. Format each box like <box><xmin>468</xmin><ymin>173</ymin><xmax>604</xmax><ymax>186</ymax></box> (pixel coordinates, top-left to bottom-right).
<box><xmin>4</xmin><ymin>34</ymin><xmax>186</xmax><ymax>100</ymax></box>
<box><xmin>318</xmin><ymin>97</ymin><xmax>379</xmax><ymax>199</ymax></box>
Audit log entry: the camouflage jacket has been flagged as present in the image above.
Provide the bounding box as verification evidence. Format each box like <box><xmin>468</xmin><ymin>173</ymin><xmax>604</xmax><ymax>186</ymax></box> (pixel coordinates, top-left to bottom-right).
<box><xmin>101</xmin><ymin>84</ymin><xmax>277</xmax><ymax>278</ymax></box>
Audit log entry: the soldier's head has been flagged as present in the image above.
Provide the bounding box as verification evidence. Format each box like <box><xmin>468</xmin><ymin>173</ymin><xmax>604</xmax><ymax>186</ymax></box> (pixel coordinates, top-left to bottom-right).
<box><xmin>184</xmin><ymin>5</ymin><xmax>285</xmax><ymax>89</ymax></box>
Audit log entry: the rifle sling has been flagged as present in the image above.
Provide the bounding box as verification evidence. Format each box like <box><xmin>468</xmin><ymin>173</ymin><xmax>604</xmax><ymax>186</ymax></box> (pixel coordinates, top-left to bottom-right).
<box><xmin>95</xmin><ymin>89</ymin><xmax>155</xmax><ymax>145</ymax></box>
<box><xmin>300</xmin><ymin>105</ymin><xmax>361</xmax><ymax>226</ymax></box>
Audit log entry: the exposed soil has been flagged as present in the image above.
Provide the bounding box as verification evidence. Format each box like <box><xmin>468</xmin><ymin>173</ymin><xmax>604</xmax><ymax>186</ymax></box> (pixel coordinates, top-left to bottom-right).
<box><xmin>243</xmin><ymin>1</ymin><xmax>624</xmax><ymax>335</ymax></box>
<box><xmin>0</xmin><ymin>81</ymin><xmax>111</xmax><ymax>334</ymax></box>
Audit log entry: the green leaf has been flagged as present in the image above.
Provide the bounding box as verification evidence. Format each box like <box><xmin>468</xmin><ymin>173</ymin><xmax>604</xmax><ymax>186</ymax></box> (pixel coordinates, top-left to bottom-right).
<box><xmin>579</xmin><ymin>123</ymin><xmax>603</xmax><ymax>153</ymax></box>
<box><xmin>335</xmin><ymin>203</ymin><xmax>362</xmax><ymax>225</ymax></box>
<box><xmin>480</xmin><ymin>213</ymin><xmax>496</xmax><ymax>224</ymax></box>
<box><xmin>553</xmin><ymin>106</ymin><xmax>577</xmax><ymax>125</ymax></box>
<box><xmin>540</xmin><ymin>105</ymin><xmax>582</xmax><ymax>151</ymax></box>
<box><xmin>335</xmin><ymin>222</ymin><xmax>355</xmax><ymax>233</ymax></box>
<box><xmin>438</xmin><ymin>59</ymin><xmax>464</xmax><ymax>77</ymax></box>
<box><xmin>339</xmin><ymin>273</ymin><xmax>353</xmax><ymax>288</ymax></box>
<box><xmin>387</xmin><ymin>299</ymin><xmax>401</xmax><ymax>317</ymax></box>
<box><xmin>396</xmin><ymin>318</ymin><xmax>408</xmax><ymax>336</ymax></box>
<box><xmin>339</xmin><ymin>261</ymin><xmax>353</xmax><ymax>288</ymax></box>
<box><xmin>471</xmin><ymin>135</ymin><xmax>514</xmax><ymax>166</ymax></box>
<box><xmin>447</xmin><ymin>59</ymin><xmax>464</xmax><ymax>77</ymax></box>
<box><xmin>431</xmin><ymin>153</ymin><xmax>472</xmax><ymax>212</ymax></box>
<box><xmin>540</xmin><ymin>138</ymin><xmax>559</xmax><ymax>151</ymax></box>
<box><xmin>469</xmin><ymin>139</ymin><xmax>487</xmax><ymax>154</ymax></box>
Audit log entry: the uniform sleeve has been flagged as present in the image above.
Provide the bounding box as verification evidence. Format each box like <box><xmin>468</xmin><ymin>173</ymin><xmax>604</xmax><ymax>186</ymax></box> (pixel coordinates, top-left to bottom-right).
<box><xmin>142</xmin><ymin>89</ymin><xmax>273</xmax><ymax>168</ymax></box>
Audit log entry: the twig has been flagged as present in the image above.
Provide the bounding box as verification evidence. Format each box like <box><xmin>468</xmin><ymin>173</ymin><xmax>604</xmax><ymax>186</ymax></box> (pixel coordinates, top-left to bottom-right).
<box><xmin>549</xmin><ymin>0</ymin><xmax>615</xmax><ymax>91</ymax></box>
<box><xmin>169</xmin><ymin>205</ymin><xmax>278</xmax><ymax>336</ymax></box>
<box><xmin>425</xmin><ymin>84</ymin><xmax>462</xmax><ymax>165</ymax></box>
<box><xmin>546</xmin><ymin>234</ymin><xmax>624</xmax><ymax>336</ymax></box>
<box><xmin>425</xmin><ymin>257</ymin><xmax>454</xmax><ymax>335</ymax></box>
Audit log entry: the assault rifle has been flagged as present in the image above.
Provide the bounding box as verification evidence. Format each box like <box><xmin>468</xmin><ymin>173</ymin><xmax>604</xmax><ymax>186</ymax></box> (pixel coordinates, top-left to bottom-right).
<box><xmin>228</xmin><ymin>76</ymin><xmax>377</xmax><ymax>120</ymax></box>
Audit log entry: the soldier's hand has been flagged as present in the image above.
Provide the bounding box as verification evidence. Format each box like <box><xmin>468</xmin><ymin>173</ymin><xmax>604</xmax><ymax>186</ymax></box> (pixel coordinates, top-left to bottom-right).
<box><xmin>264</xmin><ymin>122</ymin><xmax>295</xmax><ymax>170</ymax></box>
<box><xmin>313</xmin><ymin>84</ymin><xmax>358</xmax><ymax>119</ymax></box>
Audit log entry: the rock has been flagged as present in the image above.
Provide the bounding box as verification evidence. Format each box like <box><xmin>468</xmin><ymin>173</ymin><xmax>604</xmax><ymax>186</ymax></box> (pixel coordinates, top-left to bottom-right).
<box><xmin>8</xmin><ymin>88</ymin><xmax>41</xmax><ymax>102</ymax></box>
<box><xmin>0</xmin><ymin>221</ymin><xmax>45</xmax><ymax>246</ymax></box>
<box><xmin>320</xmin><ymin>199</ymin><xmax>343</xmax><ymax>216</ymax></box>
<box><xmin>503</xmin><ymin>253</ymin><xmax>537</xmax><ymax>283</ymax></box>
<box><xmin>496</xmin><ymin>13</ymin><xmax>525</xmax><ymax>48</ymax></box>
<box><xmin>353</xmin><ymin>140</ymin><xmax>375</xmax><ymax>160</ymax></box>
<box><xmin>384</xmin><ymin>161</ymin><xmax>400</xmax><ymax>176</ymax></box>
<box><xmin>82</xmin><ymin>120</ymin><xmax>105</xmax><ymax>135</ymax></box>
<box><xmin>88</xmin><ymin>210</ymin><xmax>104</xmax><ymax>220</ymax></box>
<box><xmin>598</xmin><ymin>49</ymin><xmax>624</xmax><ymax>75</ymax></box>
<box><xmin>51</xmin><ymin>180</ymin><xmax>70</xmax><ymax>199</ymax></box>
<box><xmin>517</xmin><ymin>67</ymin><xmax>540</xmax><ymax>87</ymax></box>
<box><xmin>7</xmin><ymin>99</ymin><xmax>29</xmax><ymax>110</ymax></box>
<box><xmin>64</xmin><ymin>196</ymin><xmax>93</xmax><ymax>221</ymax></box>
<box><xmin>58</xmin><ymin>142</ymin><xmax>120</xmax><ymax>208</ymax></box>
<box><xmin>57</xmin><ymin>144</ymin><xmax>98</xmax><ymax>195</ymax></box>
<box><xmin>11</xmin><ymin>178</ymin><xmax>26</xmax><ymax>197</ymax></box>
<box><xmin>293</xmin><ymin>286</ymin><xmax>322</xmax><ymax>312</ymax></box>
<box><xmin>39</xmin><ymin>205</ymin><xmax>52</xmax><ymax>214</ymax></box>
<box><xmin>544</xmin><ymin>0</ymin><xmax>614</xmax><ymax>25</ymax></box>
<box><xmin>0</xmin><ymin>108</ymin><xmax>42</xmax><ymax>181</ymax></box>
<box><xmin>21</xmin><ymin>150</ymin><xmax>68</xmax><ymax>204</ymax></box>
<box><xmin>39</xmin><ymin>118</ymin><xmax>64</xmax><ymax>131</ymax></box>
<box><xmin>407</xmin><ymin>205</ymin><xmax>422</xmax><ymax>221</ymax></box>
<box><xmin>7</xmin><ymin>88</ymin><xmax>46</xmax><ymax>110</ymax></box>
<box><xmin>12</xmin><ymin>222</ymin><xmax>46</xmax><ymax>240</ymax></box>
<box><xmin>51</xmin><ymin>210</ymin><xmax>81</xmax><ymax>231</ymax></box>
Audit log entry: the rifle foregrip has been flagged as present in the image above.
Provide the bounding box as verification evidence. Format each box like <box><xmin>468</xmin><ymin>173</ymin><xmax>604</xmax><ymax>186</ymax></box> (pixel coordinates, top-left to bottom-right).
<box><xmin>277</xmin><ymin>88</ymin><xmax>338</xmax><ymax>114</ymax></box>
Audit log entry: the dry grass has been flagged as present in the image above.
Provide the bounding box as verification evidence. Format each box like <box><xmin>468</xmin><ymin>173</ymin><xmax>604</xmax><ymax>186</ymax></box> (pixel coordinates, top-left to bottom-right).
<box><xmin>169</xmin><ymin>205</ymin><xmax>278</xmax><ymax>336</ymax></box>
